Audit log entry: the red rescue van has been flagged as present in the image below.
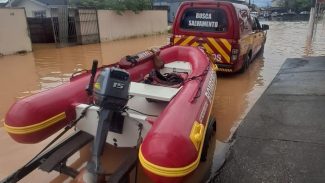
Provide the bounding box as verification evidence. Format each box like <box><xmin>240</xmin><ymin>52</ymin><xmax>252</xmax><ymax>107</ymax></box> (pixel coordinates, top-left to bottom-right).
<box><xmin>171</xmin><ymin>1</ymin><xmax>269</xmax><ymax>72</ymax></box>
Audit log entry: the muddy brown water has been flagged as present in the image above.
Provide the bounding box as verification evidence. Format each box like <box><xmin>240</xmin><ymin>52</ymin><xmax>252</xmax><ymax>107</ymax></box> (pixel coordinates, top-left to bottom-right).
<box><xmin>0</xmin><ymin>21</ymin><xmax>324</xmax><ymax>182</ymax></box>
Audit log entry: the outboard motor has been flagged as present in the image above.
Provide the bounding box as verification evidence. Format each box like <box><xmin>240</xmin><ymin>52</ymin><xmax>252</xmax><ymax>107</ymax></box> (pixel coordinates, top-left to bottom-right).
<box><xmin>93</xmin><ymin>68</ymin><xmax>130</xmax><ymax>111</ymax></box>
<box><xmin>86</xmin><ymin>67</ymin><xmax>130</xmax><ymax>182</ymax></box>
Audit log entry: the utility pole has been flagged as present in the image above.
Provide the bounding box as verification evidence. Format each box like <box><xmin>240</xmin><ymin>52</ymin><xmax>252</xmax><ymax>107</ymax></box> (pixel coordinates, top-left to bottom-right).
<box><xmin>307</xmin><ymin>0</ymin><xmax>317</xmax><ymax>39</ymax></box>
<box><xmin>312</xmin><ymin>0</ymin><xmax>316</xmax><ymax>6</ymax></box>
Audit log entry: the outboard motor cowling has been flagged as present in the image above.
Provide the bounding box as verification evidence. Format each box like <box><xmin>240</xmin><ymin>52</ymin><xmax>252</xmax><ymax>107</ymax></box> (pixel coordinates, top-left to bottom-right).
<box><xmin>94</xmin><ymin>68</ymin><xmax>130</xmax><ymax>111</ymax></box>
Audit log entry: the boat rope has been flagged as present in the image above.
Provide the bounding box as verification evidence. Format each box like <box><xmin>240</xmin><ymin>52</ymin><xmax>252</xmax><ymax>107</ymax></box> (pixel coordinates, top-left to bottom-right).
<box><xmin>126</xmin><ymin>55</ymin><xmax>139</xmax><ymax>65</ymax></box>
<box><xmin>144</xmin><ymin>70</ymin><xmax>186</xmax><ymax>86</ymax></box>
<box><xmin>10</xmin><ymin>105</ymin><xmax>93</xmax><ymax>183</ymax></box>
<box><xmin>182</xmin><ymin>65</ymin><xmax>209</xmax><ymax>84</ymax></box>
<box><xmin>134</xmin><ymin>121</ymin><xmax>143</xmax><ymax>183</ymax></box>
<box><xmin>123</xmin><ymin>106</ymin><xmax>159</xmax><ymax>117</ymax></box>
<box><xmin>182</xmin><ymin>64</ymin><xmax>210</xmax><ymax>100</ymax></box>
<box><xmin>136</xmin><ymin>123</ymin><xmax>143</xmax><ymax>149</ymax></box>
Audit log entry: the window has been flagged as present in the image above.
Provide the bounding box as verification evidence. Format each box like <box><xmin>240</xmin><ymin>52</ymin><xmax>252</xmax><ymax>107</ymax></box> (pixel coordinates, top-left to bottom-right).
<box><xmin>180</xmin><ymin>8</ymin><xmax>228</xmax><ymax>32</ymax></box>
<box><xmin>33</xmin><ymin>10</ymin><xmax>46</xmax><ymax>18</ymax></box>
<box><xmin>252</xmin><ymin>17</ymin><xmax>262</xmax><ymax>30</ymax></box>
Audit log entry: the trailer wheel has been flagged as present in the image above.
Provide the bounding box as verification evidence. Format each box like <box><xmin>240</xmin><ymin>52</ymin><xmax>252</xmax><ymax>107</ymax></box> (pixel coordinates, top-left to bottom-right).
<box><xmin>200</xmin><ymin>118</ymin><xmax>216</xmax><ymax>162</ymax></box>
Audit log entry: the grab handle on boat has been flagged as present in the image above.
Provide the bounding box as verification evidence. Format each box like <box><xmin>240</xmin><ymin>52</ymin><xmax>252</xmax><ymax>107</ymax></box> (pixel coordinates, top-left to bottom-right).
<box><xmin>189</xmin><ymin>121</ymin><xmax>204</xmax><ymax>151</ymax></box>
<box><xmin>86</xmin><ymin>60</ymin><xmax>98</xmax><ymax>96</ymax></box>
<box><xmin>71</xmin><ymin>69</ymin><xmax>88</xmax><ymax>79</ymax></box>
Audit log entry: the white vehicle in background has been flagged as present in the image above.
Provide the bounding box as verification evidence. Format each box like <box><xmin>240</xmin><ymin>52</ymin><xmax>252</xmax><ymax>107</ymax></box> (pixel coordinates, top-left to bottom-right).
<box><xmin>250</xmin><ymin>11</ymin><xmax>259</xmax><ymax>17</ymax></box>
<box><xmin>300</xmin><ymin>11</ymin><xmax>310</xmax><ymax>15</ymax></box>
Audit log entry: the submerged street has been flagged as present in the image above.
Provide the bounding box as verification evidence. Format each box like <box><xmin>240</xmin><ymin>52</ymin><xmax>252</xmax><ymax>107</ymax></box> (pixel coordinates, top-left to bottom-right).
<box><xmin>0</xmin><ymin>20</ymin><xmax>325</xmax><ymax>182</ymax></box>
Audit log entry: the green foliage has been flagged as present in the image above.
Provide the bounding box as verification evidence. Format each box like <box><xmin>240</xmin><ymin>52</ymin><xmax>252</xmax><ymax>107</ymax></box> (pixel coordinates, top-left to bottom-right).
<box><xmin>70</xmin><ymin>0</ymin><xmax>152</xmax><ymax>14</ymax></box>
<box><xmin>295</xmin><ymin>0</ymin><xmax>312</xmax><ymax>11</ymax></box>
<box><xmin>276</xmin><ymin>0</ymin><xmax>312</xmax><ymax>11</ymax></box>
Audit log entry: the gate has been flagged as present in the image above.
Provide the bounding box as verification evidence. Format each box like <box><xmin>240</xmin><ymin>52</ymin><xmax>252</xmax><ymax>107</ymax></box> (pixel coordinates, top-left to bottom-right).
<box><xmin>51</xmin><ymin>7</ymin><xmax>99</xmax><ymax>47</ymax></box>
<box><xmin>27</xmin><ymin>18</ymin><xmax>54</xmax><ymax>43</ymax></box>
<box><xmin>75</xmin><ymin>9</ymin><xmax>100</xmax><ymax>45</ymax></box>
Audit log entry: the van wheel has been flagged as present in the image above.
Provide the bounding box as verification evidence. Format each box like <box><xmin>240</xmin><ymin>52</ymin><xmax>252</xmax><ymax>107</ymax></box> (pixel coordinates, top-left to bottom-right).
<box><xmin>200</xmin><ymin>118</ymin><xmax>216</xmax><ymax>162</ymax></box>
<box><xmin>259</xmin><ymin>43</ymin><xmax>265</xmax><ymax>55</ymax></box>
<box><xmin>239</xmin><ymin>55</ymin><xmax>250</xmax><ymax>73</ymax></box>
<box><xmin>261</xmin><ymin>43</ymin><xmax>265</xmax><ymax>52</ymax></box>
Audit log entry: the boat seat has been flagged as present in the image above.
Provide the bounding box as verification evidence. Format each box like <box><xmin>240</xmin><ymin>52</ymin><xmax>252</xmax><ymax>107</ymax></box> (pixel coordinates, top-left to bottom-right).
<box><xmin>129</xmin><ymin>82</ymin><xmax>181</xmax><ymax>102</ymax></box>
<box><xmin>161</xmin><ymin>61</ymin><xmax>192</xmax><ymax>73</ymax></box>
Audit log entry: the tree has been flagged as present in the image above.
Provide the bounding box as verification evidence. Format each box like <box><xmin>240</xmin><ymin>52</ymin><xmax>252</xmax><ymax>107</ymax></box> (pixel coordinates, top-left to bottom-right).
<box><xmin>70</xmin><ymin>0</ymin><xmax>152</xmax><ymax>14</ymax></box>
<box><xmin>295</xmin><ymin>0</ymin><xmax>312</xmax><ymax>11</ymax></box>
<box><xmin>275</xmin><ymin>0</ymin><xmax>312</xmax><ymax>12</ymax></box>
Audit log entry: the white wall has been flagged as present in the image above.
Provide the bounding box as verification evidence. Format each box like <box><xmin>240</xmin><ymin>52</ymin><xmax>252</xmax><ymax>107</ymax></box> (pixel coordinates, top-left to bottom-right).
<box><xmin>0</xmin><ymin>8</ymin><xmax>32</xmax><ymax>55</ymax></box>
<box><xmin>97</xmin><ymin>10</ymin><xmax>168</xmax><ymax>42</ymax></box>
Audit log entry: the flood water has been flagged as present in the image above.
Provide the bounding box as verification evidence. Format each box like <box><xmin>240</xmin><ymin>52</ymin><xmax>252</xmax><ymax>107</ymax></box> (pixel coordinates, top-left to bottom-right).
<box><xmin>0</xmin><ymin>21</ymin><xmax>324</xmax><ymax>182</ymax></box>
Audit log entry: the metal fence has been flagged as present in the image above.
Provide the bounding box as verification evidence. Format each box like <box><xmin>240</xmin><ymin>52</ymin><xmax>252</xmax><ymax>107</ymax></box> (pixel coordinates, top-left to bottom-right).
<box><xmin>25</xmin><ymin>7</ymin><xmax>100</xmax><ymax>47</ymax></box>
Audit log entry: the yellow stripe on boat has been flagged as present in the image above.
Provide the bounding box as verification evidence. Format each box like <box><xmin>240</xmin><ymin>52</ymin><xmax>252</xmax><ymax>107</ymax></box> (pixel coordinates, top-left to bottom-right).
<box><xmin>4</xmin><ymin>112</ymin><xmax>66</xmax><ymax>135</ymax></box>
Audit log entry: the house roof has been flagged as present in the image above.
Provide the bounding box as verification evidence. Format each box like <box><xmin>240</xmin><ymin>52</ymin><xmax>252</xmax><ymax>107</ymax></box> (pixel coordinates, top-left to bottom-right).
<box><xmin>0</xmin><ymin>2</ymin><xmax>7</xmax><ymax>7</ymax></box>
<box><xmin>9</xmin><ymin>0</ymin><xmax>67</xmax><ymax>7</ymax></box>
<box><xmin>36</xmin><ymin>0</ymin><xmax>67</xmax><ymax>5</ymax></box>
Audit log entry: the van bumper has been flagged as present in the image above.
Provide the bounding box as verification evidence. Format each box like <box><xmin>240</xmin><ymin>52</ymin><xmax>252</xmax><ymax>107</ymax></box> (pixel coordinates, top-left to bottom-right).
<box><xmin>217</xmin><ymin>58</ymin><xmax>244</xmax><ymax>73</ymax></box>
<box><xmin>216</xmin><ymin>63</ymin><xmax>234</xmax><ymax>72</ymax></box>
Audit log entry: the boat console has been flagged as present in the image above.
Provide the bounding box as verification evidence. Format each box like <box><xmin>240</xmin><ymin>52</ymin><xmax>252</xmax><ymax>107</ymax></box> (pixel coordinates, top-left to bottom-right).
<box><xmin>129</xmin><ymin>82</ymin><xmax>181</xmax><ymax>102</ymax></box>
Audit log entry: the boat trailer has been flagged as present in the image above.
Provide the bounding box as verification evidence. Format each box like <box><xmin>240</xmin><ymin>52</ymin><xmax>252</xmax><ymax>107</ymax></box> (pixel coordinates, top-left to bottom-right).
<box><xmin>0</xmin><ymin>130</ymin><xmax>139</xmax><ymax>183</ymax></box>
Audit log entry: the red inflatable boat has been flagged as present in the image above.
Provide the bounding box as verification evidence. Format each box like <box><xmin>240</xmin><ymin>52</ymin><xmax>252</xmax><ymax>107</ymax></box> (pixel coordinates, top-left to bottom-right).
<box><xmin>4</xmin><ymin>46</ymin><xmax>217</xmax><ymax>182</ymax></box>
<box><xmin>137</xmin><ymin>47</ymin><xmax>217</xmax><ymax>182</ymax></box>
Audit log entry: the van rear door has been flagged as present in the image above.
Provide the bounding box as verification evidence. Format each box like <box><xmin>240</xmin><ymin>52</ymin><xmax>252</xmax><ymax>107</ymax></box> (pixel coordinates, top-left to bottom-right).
<box><xmin>172</xmin><ymin>2</ymin><xmax>236</xmax><ymax>65</ymax></box>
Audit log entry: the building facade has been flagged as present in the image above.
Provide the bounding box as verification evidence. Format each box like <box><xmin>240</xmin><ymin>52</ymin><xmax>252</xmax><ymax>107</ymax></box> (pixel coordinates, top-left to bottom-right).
<box><xmin>6</xmin><ymin>0</ymin><xmax>67</xmax><ymax>17</ymax></box>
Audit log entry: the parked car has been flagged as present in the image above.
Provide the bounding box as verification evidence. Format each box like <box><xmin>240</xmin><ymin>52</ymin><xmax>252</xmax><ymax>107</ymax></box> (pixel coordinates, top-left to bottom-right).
<box><xmin>300</xmin><ymin>11</ymin><xmax>310</xmax><ymax>15</ymax></box>
<box><xmin>170</xmin><ymin>1</ymin><xmax>269</xmax><ymax>72</ymax></box>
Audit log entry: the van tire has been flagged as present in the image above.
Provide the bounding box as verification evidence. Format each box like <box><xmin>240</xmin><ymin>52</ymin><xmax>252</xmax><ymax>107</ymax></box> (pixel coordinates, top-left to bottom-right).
<box><xmin>259</xmin><ymin>42</ymin><xmax>265</xmax><ymax>54</ymax></box>
<box><xmin>239</xmin><ymin>54</ymin><xmax>250</xmax><ymax>73</ymax></box>
<box><xmin>259</xmin><ymin>44</ymin><xmax>265</xmax><ymax>56</ymax></box>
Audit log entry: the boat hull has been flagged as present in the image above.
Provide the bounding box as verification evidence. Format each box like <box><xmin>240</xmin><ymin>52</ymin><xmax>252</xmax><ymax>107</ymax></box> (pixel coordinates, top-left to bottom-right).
<box><xmin>4</xmin><ymin>75</ymin><xmax>91</xmax><ymax>143</ymax></box>
<box><xmin>138</xmin><ymin>46</ymin><xmax>217</xmax><ymax>182</ymax></box>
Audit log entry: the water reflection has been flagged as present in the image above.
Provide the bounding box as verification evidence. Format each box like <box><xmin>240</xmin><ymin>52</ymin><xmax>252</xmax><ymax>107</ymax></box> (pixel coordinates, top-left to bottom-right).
<box><xmin>214</xmin><ymin>54</ymin><xmax>265</xmax><ymax>141</ymax></box>
<box><xmin>214</xmin><ymin>20</ymin><xmax>325</xmax><ymax>142</ymax></box>
<box><xmin>0</xmin><ymin>53</ymin><xmax>39</xmax><ymax>122</ymax></box>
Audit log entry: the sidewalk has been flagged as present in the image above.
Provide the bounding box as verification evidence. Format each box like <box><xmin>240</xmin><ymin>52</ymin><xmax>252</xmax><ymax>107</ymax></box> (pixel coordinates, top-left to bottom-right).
<box><xmin>213</xmin><ymin>57</ymin><xmax>325</xmax><ymax>183</ymax></box>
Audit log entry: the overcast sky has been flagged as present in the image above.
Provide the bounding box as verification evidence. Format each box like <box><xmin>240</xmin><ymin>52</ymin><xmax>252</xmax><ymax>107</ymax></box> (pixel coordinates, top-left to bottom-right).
<box><xmin>0</xmin><ymin>0</ymin><xmax>273</xmax><ymax>7</ymax></box>
<box><xmin>247</xmin><ymin>0</ymin><xmax>272</xmax><ymax>7</ymax></box>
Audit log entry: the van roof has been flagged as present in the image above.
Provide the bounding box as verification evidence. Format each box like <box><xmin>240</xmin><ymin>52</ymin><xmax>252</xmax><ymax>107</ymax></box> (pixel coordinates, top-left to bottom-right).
<box><xmin>180</xmin><ymin>1</ymin><xmax>249</xmax><ymax>11</ymax></box>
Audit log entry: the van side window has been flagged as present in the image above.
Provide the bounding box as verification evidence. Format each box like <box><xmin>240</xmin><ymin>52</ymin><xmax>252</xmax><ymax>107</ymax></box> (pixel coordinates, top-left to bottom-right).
<box><xmin>238</xmin><ymin>10</ymin><xmax>249</xmax><ymax>31</ymax></box>
<box><xmin>252</xmin><ymin>17</ymin><xmax>262</xmax><ymax>30</ymax></box>
<box><xmin>180</xmin><ymin>8</ymin><xmax>228</xmax><ymax>32</ymax></box>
